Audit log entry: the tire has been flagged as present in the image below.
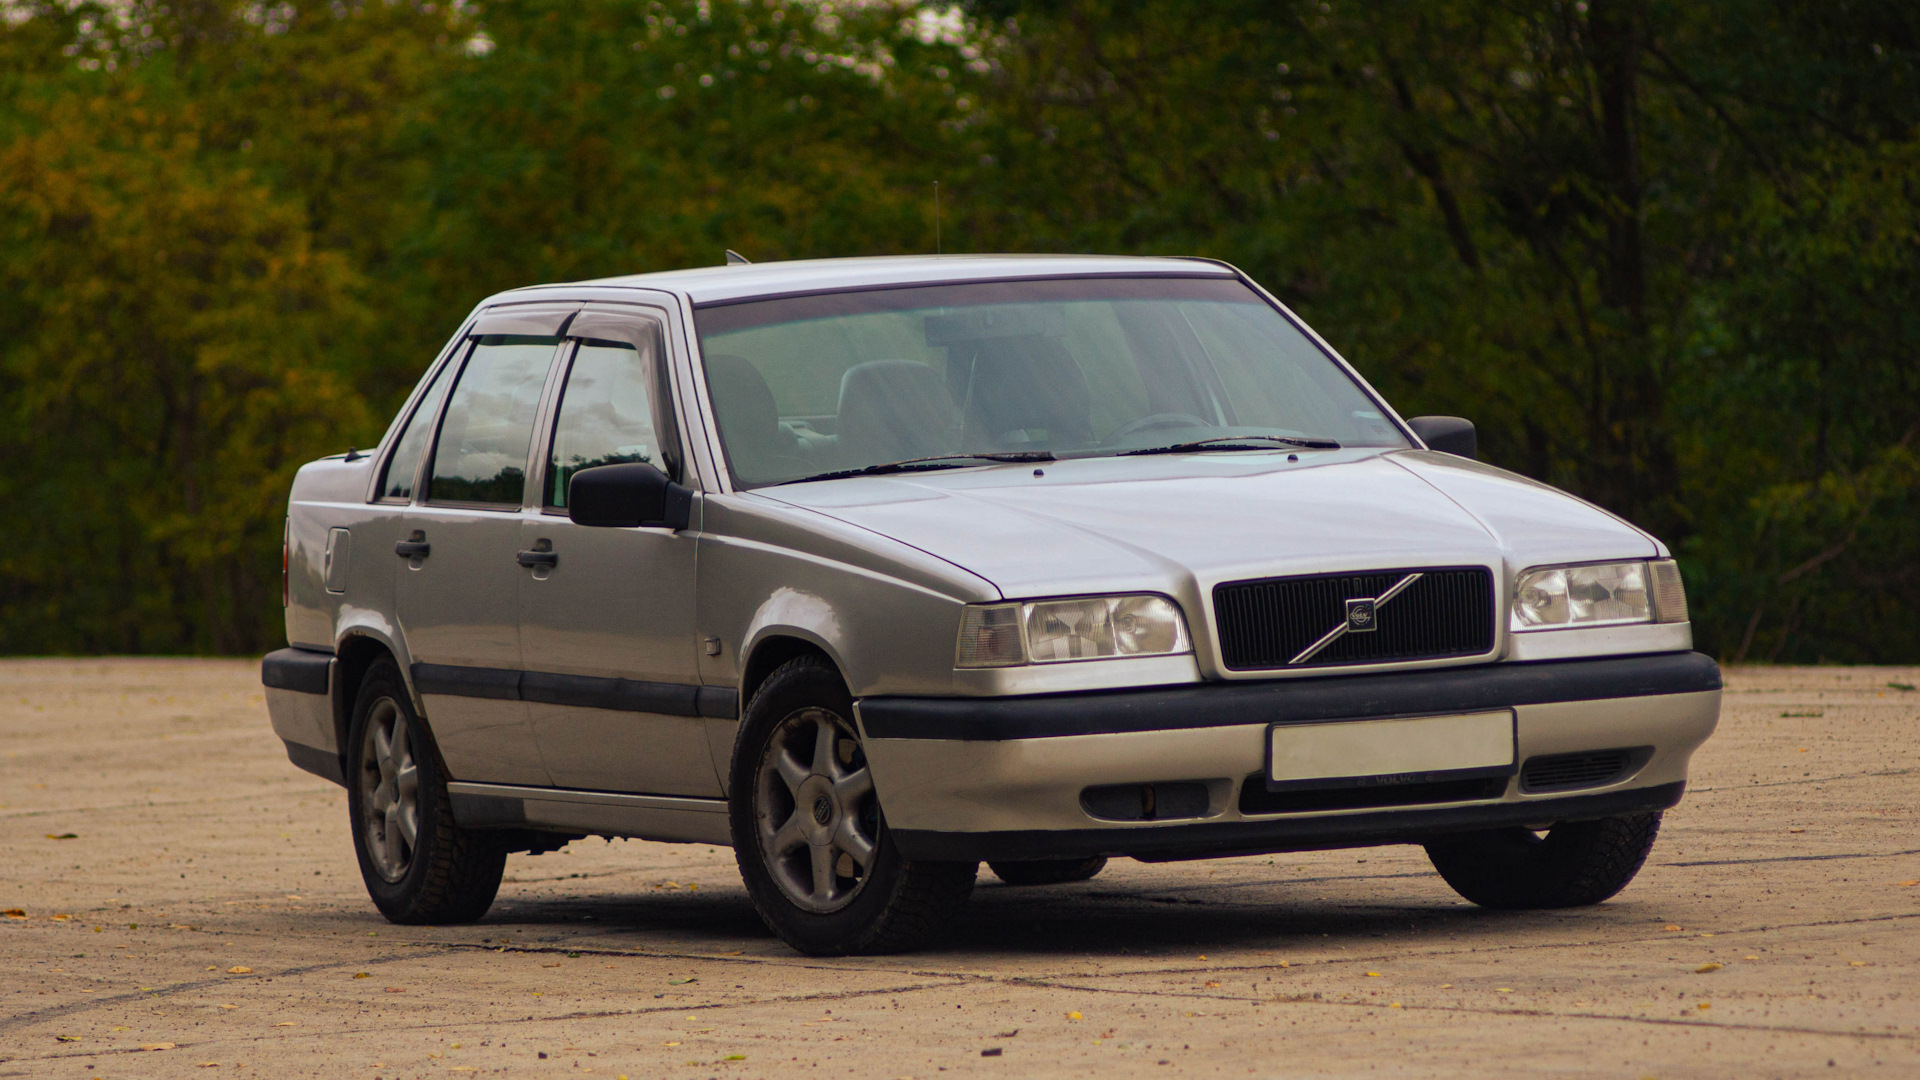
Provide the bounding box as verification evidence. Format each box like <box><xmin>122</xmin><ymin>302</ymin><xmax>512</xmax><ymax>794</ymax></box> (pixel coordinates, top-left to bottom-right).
<box><xmin>729</xmin><ymin>655</ymin><xmax>976</xmax><ymax>955</ymax></box>
<box><xmin>1424</xmin><ymin>812</ymin><xmax>1662</xmax><ymax>910</ymax></box>
<box><xmin>989</xmin><ymin>857</ymin><xmax>1108</xmax><ymax>887</ymax></box>
<box><xmin>346</xmin><ymin>659</ymin><xmax>506</xmax><ymax>925</ymax></box>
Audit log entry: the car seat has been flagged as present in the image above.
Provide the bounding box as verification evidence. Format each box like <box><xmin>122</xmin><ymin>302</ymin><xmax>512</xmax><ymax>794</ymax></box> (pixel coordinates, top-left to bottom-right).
<box><xmin>836</xmin><ymin>360</ymin><xmax>959</xmax><ymax>465</ymax></box>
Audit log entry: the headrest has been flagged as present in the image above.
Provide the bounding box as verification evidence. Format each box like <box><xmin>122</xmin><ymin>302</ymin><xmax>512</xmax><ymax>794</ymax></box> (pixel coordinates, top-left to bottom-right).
<box><xmin>837</xmin><ymin>360</ymin><xmax>958</xmax><ymax>465</ymax></box>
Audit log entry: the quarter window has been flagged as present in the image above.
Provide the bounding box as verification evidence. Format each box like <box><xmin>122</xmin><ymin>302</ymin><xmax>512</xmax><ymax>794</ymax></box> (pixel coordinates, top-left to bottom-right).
<box><xmin>379</xmin><ymin>357</ymin><xmax>454</xmax><ymax>501</ymax></box>
<box><xmin>545</xmin><ymin>342</ymin><xmax>660</xmax><ymax>509</ymax></box>
<box><xmin>427</xmin><ymin>335</ymin><xmax>558</xmax><ymax>506</ymax></box>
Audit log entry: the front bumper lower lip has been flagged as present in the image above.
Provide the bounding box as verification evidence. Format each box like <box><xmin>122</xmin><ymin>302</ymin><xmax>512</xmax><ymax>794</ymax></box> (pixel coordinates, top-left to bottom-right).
<box><xmin>892</xmin><ymin>781</ymin><xmax>1686</xmax><ymax>862</ymax></box>
<box><xmin>857</xmin><ymin>651</ymin><xmax>1722</xmax><ymax>741</ymax></box>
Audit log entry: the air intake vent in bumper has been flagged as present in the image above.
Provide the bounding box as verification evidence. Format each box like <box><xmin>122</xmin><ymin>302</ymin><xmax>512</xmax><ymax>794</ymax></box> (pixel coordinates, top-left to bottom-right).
<box><xmin>1519</xmin><ymin>748</ymin><xmax>1652</xmax><ymax>793</ymax></box>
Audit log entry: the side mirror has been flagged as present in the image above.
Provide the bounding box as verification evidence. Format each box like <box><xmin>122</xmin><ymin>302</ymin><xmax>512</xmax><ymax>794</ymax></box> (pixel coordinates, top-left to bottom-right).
<box><xmin>1407</xmin><ymin>416</ymin><xmax>1477</xmax><ymax>460</ymax></box>
<box><xmin>567</xmin><ymin>463</ymin><xmax>693</xmax><ymax>530</ymax></box>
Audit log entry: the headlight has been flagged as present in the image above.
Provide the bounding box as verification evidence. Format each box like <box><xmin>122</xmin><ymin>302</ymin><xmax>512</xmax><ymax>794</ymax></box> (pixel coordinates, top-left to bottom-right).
<box><xmin>955</xmin><ymin>595</ymin><xmax>1192</xmax><ymax>667</ymax></box>
<box><xmin>1512</xmin><ymin>559</ymin><xmax>1688</xmax><ymax>631</ymax></box>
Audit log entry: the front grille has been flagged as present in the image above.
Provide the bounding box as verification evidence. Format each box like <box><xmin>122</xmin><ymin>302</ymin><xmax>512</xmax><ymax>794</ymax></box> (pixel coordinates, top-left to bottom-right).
<box><xmin>1520</xmin><ymin>748</ymin><xmax>1650</xmax><ymax>793</ymax></box>
<box><xmin>1214</xmin><ymin>567</ymin><xmax>1495</xmax><ymax>670</ymax></box>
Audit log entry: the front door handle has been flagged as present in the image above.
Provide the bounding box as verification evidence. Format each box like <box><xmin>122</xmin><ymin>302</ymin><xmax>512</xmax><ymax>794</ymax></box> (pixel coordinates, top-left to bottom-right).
<box><xmin>394</xmin><ymin>537</ymin><xmax>431</xmax><ymax>558</ymax></box>
<box><xmin>516</xmin><ymin>548</ymin><xmax>558</xmax><ymax>568</ymax></box>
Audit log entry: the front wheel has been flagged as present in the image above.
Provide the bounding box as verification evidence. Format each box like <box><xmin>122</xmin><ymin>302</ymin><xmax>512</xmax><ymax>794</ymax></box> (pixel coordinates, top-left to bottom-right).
<box><xmin>347</xmin><ymin>659</ymin><xmax>505</xmax><ymax>924</ymax></box>
<box><xmin>1424</xmin><ymin>812</ymin><xmax>1661</xmax><ymax>909</ymax></box>
<box><xmin>730</xmin><ymin>655</ymin><xmax>976</xmax><ymax>955</ymax></box>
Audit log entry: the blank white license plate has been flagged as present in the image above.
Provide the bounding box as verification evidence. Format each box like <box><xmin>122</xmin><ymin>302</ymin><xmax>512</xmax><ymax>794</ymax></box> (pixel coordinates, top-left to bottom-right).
<box><xmin>1267</xmin><ymin>710</ymin><xmax>1515</xmax><ymax>786</ymax></box>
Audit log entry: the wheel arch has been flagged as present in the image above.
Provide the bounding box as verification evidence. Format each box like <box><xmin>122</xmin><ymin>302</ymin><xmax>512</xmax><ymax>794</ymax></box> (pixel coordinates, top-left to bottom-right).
<box><xmin>332</xmin><ymin>633</ymin><xmax>401</xmax><ymax>777</ymax></box>
<box><xmin>739</xmin><ymin>632</ymin><xmax>843</xmax><ymax>711</ymax></box>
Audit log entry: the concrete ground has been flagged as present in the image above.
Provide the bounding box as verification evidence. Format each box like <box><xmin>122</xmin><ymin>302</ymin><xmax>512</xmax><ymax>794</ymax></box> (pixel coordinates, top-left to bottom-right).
<box><xmin>1</xmin><ymin>660</ymin><xmax>1916</xmax><ymax>1079</ymax></box>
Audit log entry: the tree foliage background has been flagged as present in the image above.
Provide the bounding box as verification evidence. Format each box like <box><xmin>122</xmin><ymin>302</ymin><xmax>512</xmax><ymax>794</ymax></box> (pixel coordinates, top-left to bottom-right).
<box><xmin>1</xmin><ymin>0</ymin><xmax>1914</xmax><ymax>661</ymax></box>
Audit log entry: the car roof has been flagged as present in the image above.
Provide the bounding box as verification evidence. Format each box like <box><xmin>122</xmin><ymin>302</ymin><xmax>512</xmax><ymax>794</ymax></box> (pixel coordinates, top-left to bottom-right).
<box><xmin>482</xmin><ymin>253</ymin><xmax>1238</xmax><ymax>308</ymax></box>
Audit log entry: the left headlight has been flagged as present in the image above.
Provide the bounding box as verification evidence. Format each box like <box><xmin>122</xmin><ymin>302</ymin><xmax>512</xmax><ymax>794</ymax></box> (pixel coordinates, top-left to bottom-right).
<box><xmin>1512</xmin><ymin>558</ymin><xmax>1688</xmax><ymax>632</ymax></box>
<box><xmin>955</xmin><ymin>594</ymin><xmax>1192</xmax><ymax>667</ymax></box>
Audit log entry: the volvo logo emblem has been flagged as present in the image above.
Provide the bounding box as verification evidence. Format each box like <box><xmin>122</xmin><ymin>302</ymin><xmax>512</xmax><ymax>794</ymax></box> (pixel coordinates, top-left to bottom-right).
<box><xmin>1345</xmin><ymin>598</ymin><xmax>1377</xmax><ymax>633</ymax></box>
<box><xmin>1287</xmin><ymin>572</ymin><xmax>1425</xmax><ymax>665</ymax></box>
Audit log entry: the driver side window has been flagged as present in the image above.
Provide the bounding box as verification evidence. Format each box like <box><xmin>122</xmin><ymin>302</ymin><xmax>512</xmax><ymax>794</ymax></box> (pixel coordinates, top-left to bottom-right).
<box><xmin>545</xmin><ymin>341</ymin><xmax>659</xmax><ymax>509</ymax></box>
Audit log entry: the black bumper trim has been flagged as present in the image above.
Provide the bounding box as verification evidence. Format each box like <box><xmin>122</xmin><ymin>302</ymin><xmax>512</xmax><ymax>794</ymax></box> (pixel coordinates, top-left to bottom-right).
<box><xmin>892</xmin><ymin>781</ymin><xmax>1686</xmax><ymax>862</ymax></box>
<box><xmin>262</xmin><ymin>647</ymin><xmax>333</xmax><ymax>695</ymax></box>
<box><xmin>860</xmin><ymin>652</ymin><xmax>1721</xmax><ymax>742</ymax></box>
<box><xmin>283</xmin><ymin>741</ymin><xmax>345</xmax><ymax>787</ymax></box>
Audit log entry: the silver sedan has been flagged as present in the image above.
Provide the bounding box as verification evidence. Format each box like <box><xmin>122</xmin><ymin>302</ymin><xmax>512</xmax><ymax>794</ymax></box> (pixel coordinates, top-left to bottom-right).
<box><xmin>264</xmin><ymin>255</ymin><xmax>1719</xmax><ymax>954</ymax></box>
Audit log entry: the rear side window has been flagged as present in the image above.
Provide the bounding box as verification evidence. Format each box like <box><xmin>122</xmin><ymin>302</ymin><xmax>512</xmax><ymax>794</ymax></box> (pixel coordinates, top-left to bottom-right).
<box><xmin>545</xmin><ymin>342</ymin><xmax>660</xmax><ymax>509</ymax></box>
<box><xmin>379</xmin><ymin>359</ymin><xmax>454</xmax><ymax>501</ymax></box>
<box><xmin>427</xmin><ymin>335</ymin><xmax>559</xmax><ymax>506</ymax></box>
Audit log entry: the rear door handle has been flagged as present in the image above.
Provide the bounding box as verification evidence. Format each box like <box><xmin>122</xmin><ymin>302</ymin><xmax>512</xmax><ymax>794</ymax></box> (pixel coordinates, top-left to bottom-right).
<box><xmin>516</xmin><ymin>549</ymin><xmax>558</xmax><ymax>568</ymax></box>
<box><xmin>394</xmin><ymin>540</ymin><xmax>431</xmax><ymax>558</ymax></box>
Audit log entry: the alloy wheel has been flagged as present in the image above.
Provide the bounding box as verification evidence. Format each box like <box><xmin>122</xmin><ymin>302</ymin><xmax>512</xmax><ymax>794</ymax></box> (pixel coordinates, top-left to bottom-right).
<box><xmin>357</xmin><ymin>696</ymin><xmax>420</xmax><ymax>882</ymax></box>
<box><xmin>753</xmin><ymin>706</ymin><xmax>877</xmax><ymax>913</ymax></box>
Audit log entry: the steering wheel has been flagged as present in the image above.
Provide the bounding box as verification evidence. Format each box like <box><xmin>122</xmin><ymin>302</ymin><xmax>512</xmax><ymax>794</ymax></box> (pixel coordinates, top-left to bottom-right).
<box><xmin>1105</xmin><ymin>413</ymin><xmax>1212</xmax><ymax>443</ymax></box>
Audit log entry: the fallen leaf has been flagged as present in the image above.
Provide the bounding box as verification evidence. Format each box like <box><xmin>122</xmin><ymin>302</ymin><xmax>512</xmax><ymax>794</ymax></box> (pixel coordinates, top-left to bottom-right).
<box><xmin>1899</xmin><ymin>881</ymin><xmax>1919</xmax><ymax>887</ymax></box>
<box><xmin>1695</xmin><ymin>963</ymin><xmax>1722</xmax><ymax>974</ymax></box>
<box><xmin>2</xmin><ymin>908</ymin><xmax>24</xmax><ymax>918</ymax></box>
<box><xmin>1495</xmin><ymin>988</ymin><xmax>1514</xmax><ymax>993</ymax></box>
<box><xmin>197</xmin><ymin>1063</ymin><xmax>220</xmax><ymax>1068</ymax></box>
<box><xmin>1388</xmin><ymin>1002</ymin><xmax>1402</xmax><ymax>1008</ymax></box>
<box><xmin>1203</xmin><ymin>981</ymin><xmax>1221</xmax><ymax>988</ymax></box>
<box><xmin>1663</xmin><ymin>924</ymin><xmax>1683</xmax><ymax>931</ymax></box>
<box><xmin>274</xmin><ymin>1022</ymin><xmax>296</xmax><ymax>1027</ymax></box>
<box><xmin>1744</xmin><ymin>956</ymin><xmax>1760</xmax><ymax>961</ymax></box>
<box><xmin>667</xmin><ymin>977</ymin><xmax>697</xmax><ymax>985</ymax></box>
<box><xmin>1849</xmin><ymin>961</ymin><xmax>1869</xmax><ymax>967</ymax></box>
<box><xmin>724</xmin><ymin>1055</ymin><xmax>746</xmax><ymax>1061</ymax></box>
<box><xmin>226</xmin><ymin>966</ymin><xmax>251</xmax><ymax>974</ymax></box>
<box><xmin>719</xmin><ymin>950</ymin><xmax>743</xmax><ymax>956</ymax></box>
<box><xmin>1365</xmin><ymin>972</ymin><xmax>1382</xmax><ymax>977</ymax></box>
<box><xmin>218</xmin><ymin>1003</ymin><xmax>239</xmax><ymax>1009</ymax></box>
<box><xmin>351</xmin><ymin>972</ymin><xmax>370</xmax><ymax>979</ymax></box>
<box><xmin>981</xmin><ymin>1048</ymin><xmax>1003</xmax><ymax>1057</ymax></box>
<box><xmin>141</xmin><ymin>1042</ymin><xmax>177</xmax><ymax>1051</ymax></box>
<box><xmin>385</xmin><ymin>987</ymin><xmax>404</xmax><ymax>993</ymax></box>
<box><xmin>1438</xmin><ymin>984</ymin><xmax>1453</xmax><ymax>989</ymax></box>
<box><xmin>51</xmin><ymin>913</ymin><xmax>72</xmax><ymax>921</ymax></box>
<box><xmin>56</xmin><ymin>1035</ymin><xmax>80</xmax><ymax>1042</ymax></box>
<box><xmin>1789</xmin><ymin>827</ymin><xmax>1805</xmax><ymax>833</ymax></box>
<box><xmin>542</xmin><ymin>962</ymin><xmax>563</xmax><ymax>968</ymax></box>
<box><xmin>1067</xmin><ymin>1011</ymin><xmax>1083</xmax><ymax>1020</ymax></box>
<box><xmin>46</xmin><ymin>833</ymin><xmax>78</xmax><ymax>840</ymax></box>
<box><xmin>662</xmin><ymin>1042</ymin><xmax>681</xmax><ymax>1048</ymax></box>
<box><xmin>1697</xmin><ymin>1002</ymin><xmax>1711</xmax><ymax>1010</ymax></box>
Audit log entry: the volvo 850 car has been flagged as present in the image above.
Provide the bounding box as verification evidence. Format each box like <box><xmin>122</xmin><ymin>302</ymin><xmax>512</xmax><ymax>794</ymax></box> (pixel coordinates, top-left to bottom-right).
<box><xmin>263</xmin><ymin>255</ymin><xmax>1720</xmax><ymax>954</ymax></box>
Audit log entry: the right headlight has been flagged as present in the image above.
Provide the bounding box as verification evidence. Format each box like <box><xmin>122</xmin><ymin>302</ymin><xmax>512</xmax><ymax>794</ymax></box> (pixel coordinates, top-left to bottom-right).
<box><xmin>1512</xmin><ymin>558</ymin><xmax>1688</xmax><ymax>632</ymax></box>
<box><xmin>955</xmin><ymin>594</ymin><xmax>1192</xmax><ymax>667</ymax></box>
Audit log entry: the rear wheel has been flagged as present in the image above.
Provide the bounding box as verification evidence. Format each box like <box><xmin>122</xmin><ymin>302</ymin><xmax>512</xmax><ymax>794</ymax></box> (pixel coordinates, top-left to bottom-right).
<box><xmin>730</xmin><ymin>655</ymin><xmax>976</xmax><ymax>955</ymax></box>
<box><xmin>347</xmin><ymin>659</ymin><xmax>505</xmax><ymax>924</ymax></box>
<box><xmin>989</xmin><ymin>857</ymin><xmax>1108</xmax><ymax>887</ymax></box>
<box><xmin>1424</xmin><ymin>812</ymin><xmax>1661</xmax><ymax>909</ymax></box>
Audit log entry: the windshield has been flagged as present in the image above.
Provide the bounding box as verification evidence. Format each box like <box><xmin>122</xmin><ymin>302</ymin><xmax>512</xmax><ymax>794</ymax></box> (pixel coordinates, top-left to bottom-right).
<box><xmin>693</xmin><ymin>275</ymin><xmax>1408</xmax><ymax>487</ymax></box>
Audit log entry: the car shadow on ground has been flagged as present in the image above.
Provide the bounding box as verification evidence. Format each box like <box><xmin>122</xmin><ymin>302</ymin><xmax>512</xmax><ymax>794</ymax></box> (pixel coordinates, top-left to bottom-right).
<box><xmin>458</xmin><ymin>875</ymin><xmax>1620</xmax><ymax>959</ymax></box>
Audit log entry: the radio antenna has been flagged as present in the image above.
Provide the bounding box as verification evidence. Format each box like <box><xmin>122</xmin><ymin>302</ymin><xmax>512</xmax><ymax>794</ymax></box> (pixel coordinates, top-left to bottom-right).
<box><xmin>934</xmin><ymin>181</ymin><xmax>942</xmax><ymax>255</ymax></box>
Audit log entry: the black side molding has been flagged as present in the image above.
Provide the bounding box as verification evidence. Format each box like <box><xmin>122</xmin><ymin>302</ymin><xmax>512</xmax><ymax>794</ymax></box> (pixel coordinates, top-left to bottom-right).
<box><xmin>411</xmin><ymin>663</ymin><xmax>739</xmax><ymax>720</ymax></box>
<box><xmin>893</xmin><ymin>781</ymin><xmax>1687</xmax><ymax>863</ymax></box>
<box><xmin>262</xmin><ymin>647</ymin><xmax>333</xmax><ymax>695</ymax></box>
<box><xmin>860</xmin><ymin>651</ymin><xmax>1723</xmax><ymax>742</ymax></box>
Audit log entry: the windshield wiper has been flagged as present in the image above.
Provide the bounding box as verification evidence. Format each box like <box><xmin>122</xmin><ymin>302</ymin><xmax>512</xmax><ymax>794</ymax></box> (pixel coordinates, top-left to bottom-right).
<box><xmin>774</xmin><ymin>451</ymin><xmax>1056</xmax><ymax>486</ymax></box>
<box><xmin>1119</xmin><ymin>434</ymin><xmax>1342</xmax><ymax>456</ymax></box>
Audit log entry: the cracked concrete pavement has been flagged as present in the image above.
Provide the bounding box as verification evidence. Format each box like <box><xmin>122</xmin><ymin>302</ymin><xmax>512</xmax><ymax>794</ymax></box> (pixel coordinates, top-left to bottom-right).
<box><xmin>2</xmin><ymin>658</ymin><xmax>1917</xmax><ymax>1078</ymax></box>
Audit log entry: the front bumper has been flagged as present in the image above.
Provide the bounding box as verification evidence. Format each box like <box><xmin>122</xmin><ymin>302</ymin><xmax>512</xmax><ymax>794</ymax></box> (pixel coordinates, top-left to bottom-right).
<box><xmin>856</xmin><ymin>651</ymin><xmax>1721</xmax><ymax>863</ymax></box>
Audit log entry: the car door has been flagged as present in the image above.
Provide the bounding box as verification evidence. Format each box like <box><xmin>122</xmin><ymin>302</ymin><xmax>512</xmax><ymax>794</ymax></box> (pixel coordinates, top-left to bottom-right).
<box><xmin>393</xmin><ymin>308</ymin><xmax>572</xmax><ymax>786</ymax></box>
<box><xmin>516</xmin><ymin>309</ymin><xmax>716</xmax><ymax>795</ymax></box>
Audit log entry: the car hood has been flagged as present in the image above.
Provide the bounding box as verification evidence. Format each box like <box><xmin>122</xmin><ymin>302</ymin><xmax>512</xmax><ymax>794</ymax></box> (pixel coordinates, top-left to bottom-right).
<box><xmin>752</xmin><ymin>449</ymin><xmax>1659</xmax><ymax>599</ymax></box>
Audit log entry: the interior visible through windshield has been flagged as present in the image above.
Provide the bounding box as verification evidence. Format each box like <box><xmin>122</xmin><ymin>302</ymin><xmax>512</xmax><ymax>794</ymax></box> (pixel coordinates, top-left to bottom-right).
<box><xmin>693</xmin><ymin>275</ymin><xmax>1408</xmax><ymax>487</ymax></box>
